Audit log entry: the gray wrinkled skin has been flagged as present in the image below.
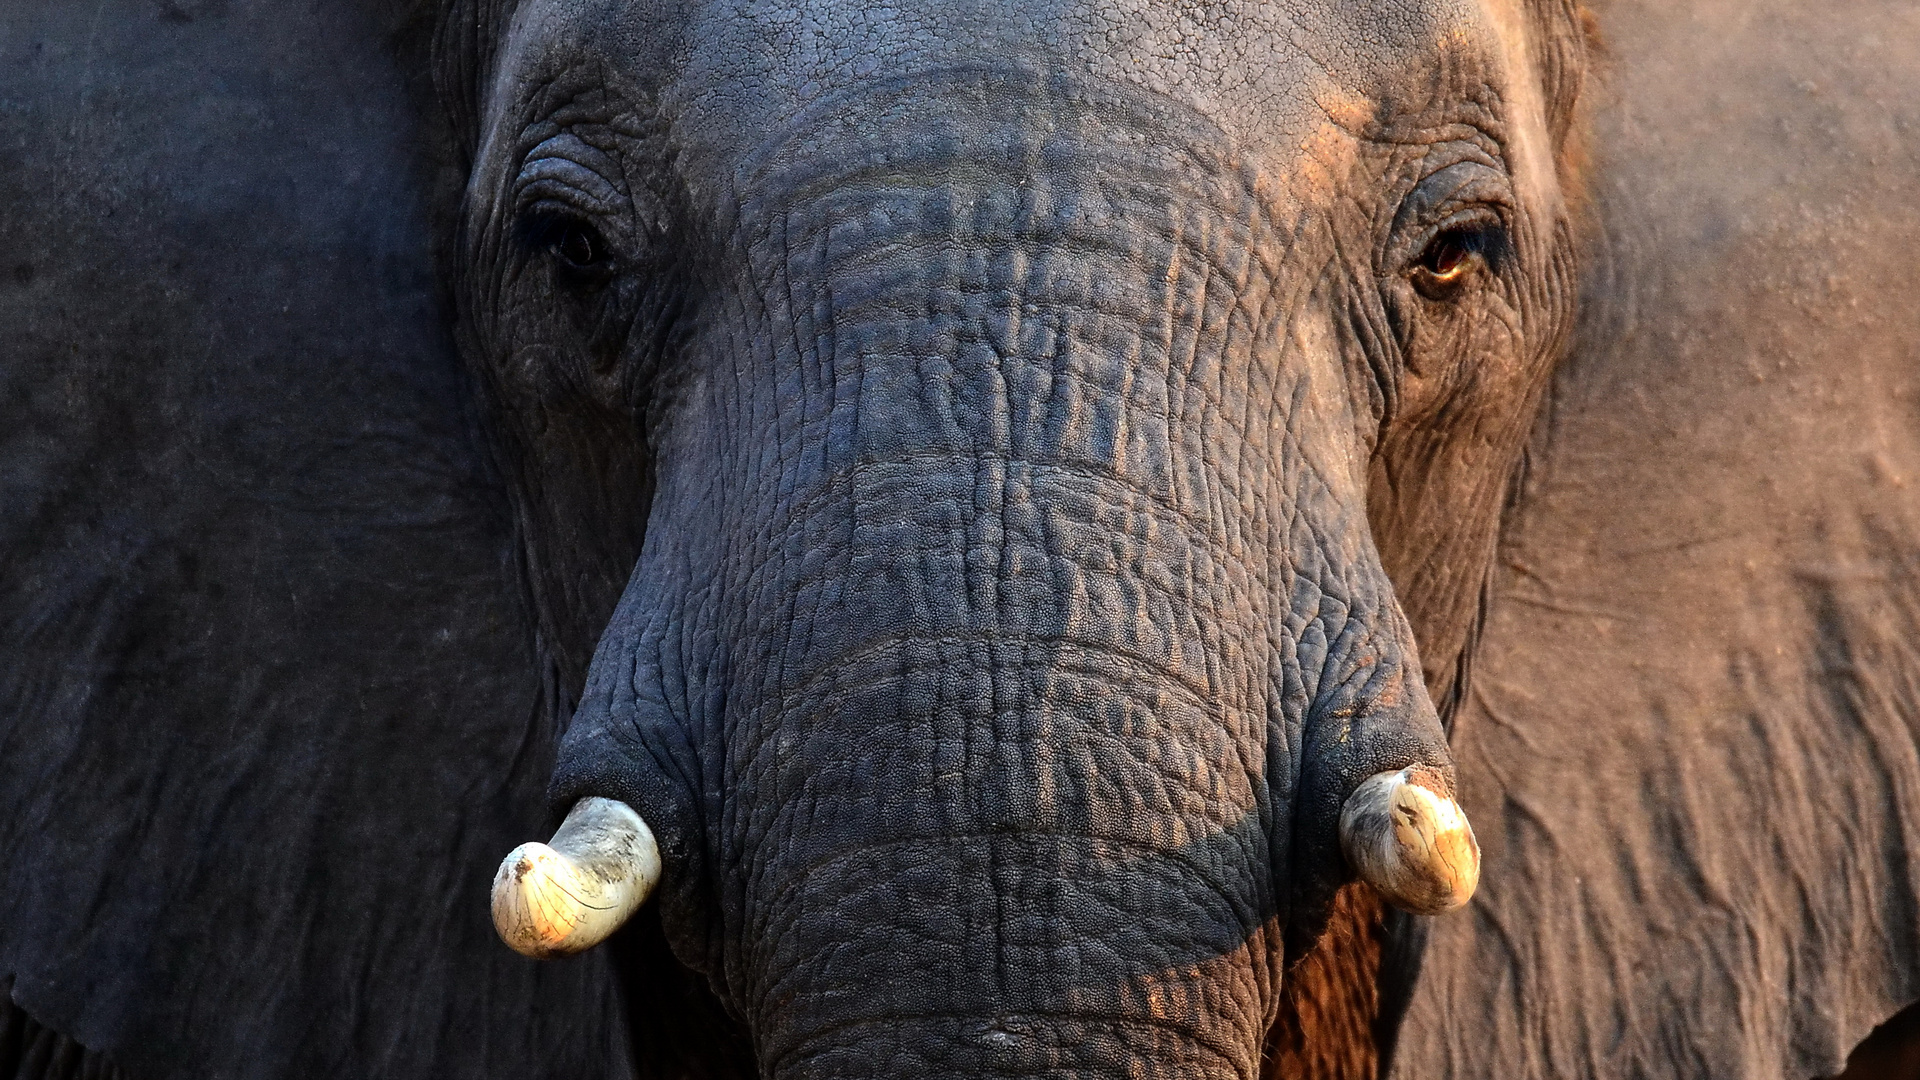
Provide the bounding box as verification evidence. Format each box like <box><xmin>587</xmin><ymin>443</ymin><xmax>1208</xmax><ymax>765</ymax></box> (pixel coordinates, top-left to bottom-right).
<box><xmin>0</xmin><ymin>1</ymin><xmax>644</xmax><ymax>1077</ymax></box>
<box><xmin>446</xmin><ymin>0</ymin><xmax>1582</xmax><ymax>1075</ymax></box>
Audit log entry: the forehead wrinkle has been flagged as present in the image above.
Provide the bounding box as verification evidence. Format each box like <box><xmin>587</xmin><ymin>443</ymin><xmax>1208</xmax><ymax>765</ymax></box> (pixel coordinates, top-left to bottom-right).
<box><xmin>546</xmin><ymin>0</ymin><xmax>1513</xmax><ymax>159</ymax></box>
<box><xmin>471</xmin><ymin>0</ymin><xmax>610</xmax><ymax>207</ymax></box>
<box><xmin>494</xmin><ymin>0</ymin><xmax>1542</xmax><ymax>232</ymax></box>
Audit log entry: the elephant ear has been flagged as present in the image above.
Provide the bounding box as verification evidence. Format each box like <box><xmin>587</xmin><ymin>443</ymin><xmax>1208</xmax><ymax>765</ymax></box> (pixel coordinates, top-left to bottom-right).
<box><xmin>1391</xmin><ymin>1</ymin><xmax>1920</xmax><ymax>1077</ymax></box>
<box><xmin>0</xmin><ymin>1</ymin><xmax>650</xmax><ymax>1076</ymax></box>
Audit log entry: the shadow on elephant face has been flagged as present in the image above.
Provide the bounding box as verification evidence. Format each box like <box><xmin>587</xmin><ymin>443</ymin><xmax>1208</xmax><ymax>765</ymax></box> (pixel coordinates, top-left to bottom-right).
<box><xmin>442</xmin><ymin>0</ymin><xmax>1588</xmax><ymax>1075</ymax></box>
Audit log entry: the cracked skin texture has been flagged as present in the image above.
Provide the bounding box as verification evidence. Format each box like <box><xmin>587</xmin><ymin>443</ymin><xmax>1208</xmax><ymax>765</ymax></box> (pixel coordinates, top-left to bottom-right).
<box><xmin>447</xmin><ymin>0</ymin><xmax>1585</xmax><ymax>1076</ymax></box>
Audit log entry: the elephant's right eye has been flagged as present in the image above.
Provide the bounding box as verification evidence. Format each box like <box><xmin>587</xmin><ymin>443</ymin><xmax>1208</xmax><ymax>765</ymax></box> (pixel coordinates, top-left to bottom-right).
<box><xmin>522</xmin><ymin>212</ymin><xmax>616</xmax><ymax>291</ymax></box>
<box><xmin>553</xmin><ymin>221</ymin><xmax>604</xmax><ymax>271</ymax></box>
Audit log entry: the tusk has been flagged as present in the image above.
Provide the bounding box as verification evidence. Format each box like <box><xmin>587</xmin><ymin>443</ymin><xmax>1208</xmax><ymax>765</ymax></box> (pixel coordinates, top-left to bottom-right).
<box><xmin>491</xmin><ymin>796</ymin><xmax>661</xmax><ymax>958</ymax></box>
<box><xmin>1338</xmin><ymin>765</ymin><xmax>1480</xmax><ymax>916</ymax></box>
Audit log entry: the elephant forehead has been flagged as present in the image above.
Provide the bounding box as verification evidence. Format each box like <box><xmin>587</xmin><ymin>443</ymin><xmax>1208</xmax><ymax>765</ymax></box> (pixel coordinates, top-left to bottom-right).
<box><xmin>527</xmin><ymin>0</ymin><xmax>1505</xmax><ymax>152</ymax></box>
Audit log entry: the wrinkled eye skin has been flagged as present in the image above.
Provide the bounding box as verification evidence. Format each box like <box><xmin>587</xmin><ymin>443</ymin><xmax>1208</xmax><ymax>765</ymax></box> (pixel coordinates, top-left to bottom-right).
<box><xmin>1361</xmin><ymin>138</ymin><xmax>1579</xmax><ymax>716</ymax></box>
<box><xmin>1378</xmin><ymin>159</ymin><xmax>1525</xmax><ymax>389</ymax></box>
<box><xmin>1383</xmin><ymin>232</ymin><xmax>1524</xmax><ymax>392</ymax></box>
<box><xmin>489</xmin><ymin>113</ymin><xmax>682</xmax><ymax>404</ymax></box>
<box><xmin>463</xmin><ymin>151</ymin><xmax>680</xmax><ymax>696</ymax></box>
<box><xmin>502</xmin><ymin>204</ymin><xmax>666</xmax><ymax>397</ymax></box>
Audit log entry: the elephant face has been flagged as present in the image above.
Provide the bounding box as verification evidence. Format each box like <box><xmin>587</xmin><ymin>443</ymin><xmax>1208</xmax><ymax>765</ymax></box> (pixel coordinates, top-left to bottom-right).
<box><xmin>452</xmin><ymin>0</ymin><xmax>1584</xmax><ymax>1074</ymax></box>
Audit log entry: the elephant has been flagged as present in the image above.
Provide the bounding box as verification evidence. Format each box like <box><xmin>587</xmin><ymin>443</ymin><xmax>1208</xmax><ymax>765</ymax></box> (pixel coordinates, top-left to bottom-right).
<box><xmin>1</xmin><ymin>1</ymin><xmax>1916</xmax><ymax>1080</ymax></box>
<box><xmin>451</xmin><ymin>0</ymin><xmax>1583</xmax><ymax>1075</ymax></box>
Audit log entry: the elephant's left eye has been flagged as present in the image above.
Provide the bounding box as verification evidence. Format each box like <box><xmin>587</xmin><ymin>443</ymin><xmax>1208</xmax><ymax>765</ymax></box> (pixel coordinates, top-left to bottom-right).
<box><xmin>1409</xmin><ymin>224</ymin><xmax>1500</xmax><ymax>301</ymax></box>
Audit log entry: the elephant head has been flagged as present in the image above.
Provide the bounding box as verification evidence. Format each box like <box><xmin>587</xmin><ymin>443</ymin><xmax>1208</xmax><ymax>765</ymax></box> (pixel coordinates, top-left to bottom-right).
<box><xmin>449</xmin><ymin>0</ymin><xmax>1587</xmax><ymax>1073</ymax></box>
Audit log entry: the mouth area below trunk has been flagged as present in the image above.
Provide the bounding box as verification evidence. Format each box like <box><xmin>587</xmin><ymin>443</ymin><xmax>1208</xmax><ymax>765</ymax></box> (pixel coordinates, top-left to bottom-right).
<box><xmin>767</xmin><ymin>1007</ymin><xmax>1264</xmax><ymax>1080</ymax></box>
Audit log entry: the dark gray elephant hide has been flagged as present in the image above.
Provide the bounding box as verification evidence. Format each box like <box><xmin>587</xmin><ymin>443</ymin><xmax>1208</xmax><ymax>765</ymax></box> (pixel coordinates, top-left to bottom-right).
<box><xmin>0</xmin><ymin>2</ymin><xmax>652</xmax><ymax>1076</ymax></box>
<box><xmin>5</xmin><ymin>0</ymin><xmax>1916</xmax><ymax>1078</ymax></box>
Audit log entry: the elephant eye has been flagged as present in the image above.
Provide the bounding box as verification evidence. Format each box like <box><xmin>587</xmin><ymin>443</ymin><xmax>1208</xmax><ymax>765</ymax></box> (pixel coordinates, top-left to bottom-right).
<box><xmin>554</xmin><ymin>222</ymin><xmax>603</xmax><ymax>269</ymax></box>
<box><xmin>521</xmin><ymin>212</ymin><xmax>615</xmax><ymax>290</ymax></box>
<box><xmin>1409</xmin><ymin>224</ymin><xmax>1500</xmax><ymax>301</ymax></box>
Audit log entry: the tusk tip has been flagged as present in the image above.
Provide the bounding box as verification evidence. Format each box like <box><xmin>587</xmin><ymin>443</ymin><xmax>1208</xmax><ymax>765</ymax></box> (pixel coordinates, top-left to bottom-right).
<box><xmin>491</xmin><ymin>842</ymin><xmax>588</xmax><ymax>958</ymax></box>
<box><xmin>490</xmin><ymin>797</ymin><xmax>662</xmax><ymax>959</ymax></box>
<box><xmin>1338</xmin><ymin>766</ymin><xmax>1480</xmax><ymax>916</ymax></box>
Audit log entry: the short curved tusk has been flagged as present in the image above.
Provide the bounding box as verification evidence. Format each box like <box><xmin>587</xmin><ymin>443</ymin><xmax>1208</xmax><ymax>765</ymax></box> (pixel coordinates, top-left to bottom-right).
<box><xmin>1338</xmin><ymin>766</ymin><xmax>1480</xmax><ymax>916</ymax></box>
<box><xmin>491</xmin><ymin>796</ymin><xmax>661</xmax><ymax>958</ymax></box>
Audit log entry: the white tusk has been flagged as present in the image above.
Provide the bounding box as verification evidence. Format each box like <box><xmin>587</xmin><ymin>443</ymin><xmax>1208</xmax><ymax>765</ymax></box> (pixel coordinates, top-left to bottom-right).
<box><xmin>1338</xmin><ymin>766</ymin><xmax>1480</xmax><ymax>916</ymax></box>
<box><xmin>491</xmin><ymin>796</ymin><xmax>661</xmax><ymax>958</ymax></box>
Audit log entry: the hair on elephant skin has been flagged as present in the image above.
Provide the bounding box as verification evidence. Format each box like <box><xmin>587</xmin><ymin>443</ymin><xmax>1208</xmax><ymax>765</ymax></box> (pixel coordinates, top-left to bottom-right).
<box><xmin>0</xmin><ymin>1</ymin><xmax>1915</xmax><ymax>1080</ymax></box>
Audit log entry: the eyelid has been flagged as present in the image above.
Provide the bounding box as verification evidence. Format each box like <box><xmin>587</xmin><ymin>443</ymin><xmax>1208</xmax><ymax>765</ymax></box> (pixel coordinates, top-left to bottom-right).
<box><xmin>1428</xmin><ymin>205</ymin><xmax>1504</xmax><ymax>237</ymax></box>
<box><xmin>1406</xmin><ymin>163</ymin><xmax>1511</xmax><ymax>215</ymax></box>
<box><xmin>513</xmin><ymin>134</ymin><xmax>625</xmax><ymax>218</ymax></box>
<box><xmin>1389</xmin><ymin>161</ymin><xmax>1514</xmax><ymax>272</ymax></box>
